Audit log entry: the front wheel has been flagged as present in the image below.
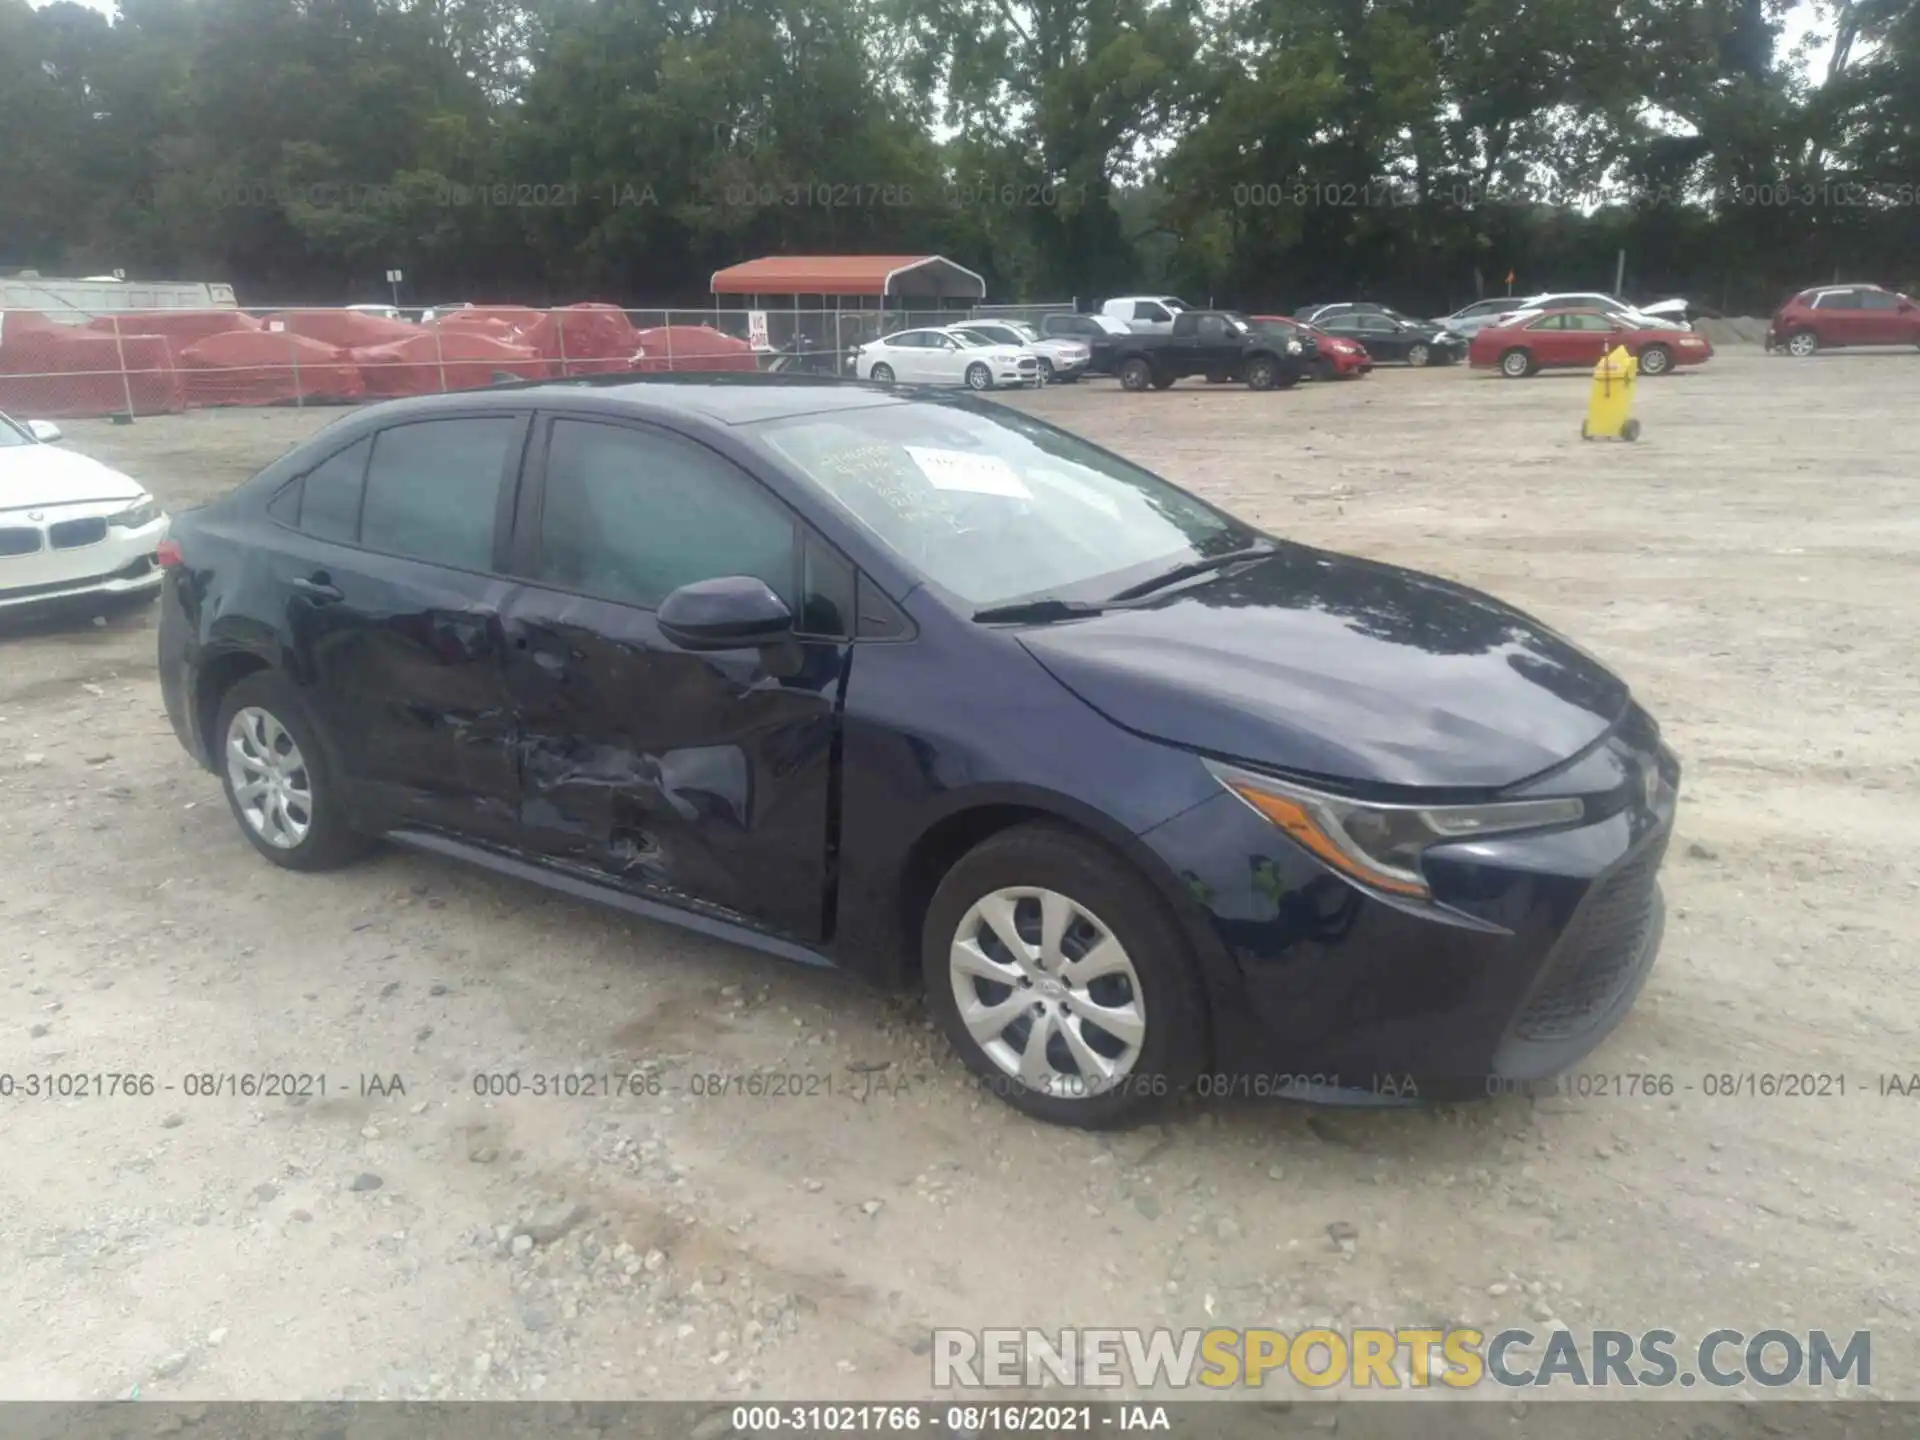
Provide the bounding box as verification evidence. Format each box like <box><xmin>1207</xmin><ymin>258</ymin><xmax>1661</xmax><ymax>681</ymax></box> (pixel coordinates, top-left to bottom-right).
<box><xmin>1037</xmin><ymin>357</ymin><xmax>1055</xmax><ymax>384</ymax></box>
<box><xmin>1118</xmin><ymin>358</ymin><xmax>1154</xmax><ymax>392</ymax></box>
<box><xmin>964</xmin><ymin>362</ymin><xmax>993</xmax><ymax>391</ymax></box>
<box><xmin>1785</xmin><ymin>330</ymin><xmax>1819</xmax><ymax>357</ymax></box>
<box><xmin>214</xmin><ymin>672</ymin><xmax>369</xmax><ymax>871</ymax></box>
<box><xmin>1406</xmin><ymin>342</ymin><xmax>1431</xmax><ymax>367</ymax></box>
<box><xmin>923</xmin><ymin>823</ymin><xmax>1205</xmax><ymax>1128</ymax></box>
<box><xmin>1314</xmin><ymin>357</ymin><xmax>1338</xmax><ymax>382</ymax></box>
<box><xmin>1245</xmin><ymin>356</ymin><xmax>1279</xmax><ymax>391</ymax></box>
<box><xmin>868</xmin><ymin>362</ymin><xmax>895</xmax><ymax>385</ymax></box>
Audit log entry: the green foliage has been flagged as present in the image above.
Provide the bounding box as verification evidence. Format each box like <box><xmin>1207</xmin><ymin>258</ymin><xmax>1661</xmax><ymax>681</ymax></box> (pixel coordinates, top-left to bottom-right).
<box><xmin>3</xmin><ymin>0</ymin><xmax>1916</xmax><ymax>309</ymax></box>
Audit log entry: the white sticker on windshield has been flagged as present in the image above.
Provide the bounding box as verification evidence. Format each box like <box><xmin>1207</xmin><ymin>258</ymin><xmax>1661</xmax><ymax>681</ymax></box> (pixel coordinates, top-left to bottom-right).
<box><xmin>905</xmin><ymin>446</ymin><xmax>1032</xmax><ymax>499</ymax></box>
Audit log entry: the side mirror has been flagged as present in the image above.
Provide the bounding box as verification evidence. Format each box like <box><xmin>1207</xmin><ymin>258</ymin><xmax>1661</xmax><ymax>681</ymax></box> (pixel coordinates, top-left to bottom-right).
<box><xmin>657</xmin><ymin>576</ymin><xmax>794</xmax><ymax>651</ymax></box>
<box><xmin>26</xmin><ymin>419</ymin><xmax>63</xmax><ymax>443</ymax></box>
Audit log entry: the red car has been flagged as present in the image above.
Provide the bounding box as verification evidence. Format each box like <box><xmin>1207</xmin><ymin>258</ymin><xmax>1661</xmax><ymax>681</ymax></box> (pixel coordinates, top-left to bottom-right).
<box><xmin>1766</xmin><ymin>283</ymin><xmax>1920</xmax><ymax>357</ymax></box>
<box><xmin>1253</xmin><ymin>315</ymin><xmax>1371</xmax><ymax>379</ymax></box>
<box><xmin>1470</xmin><ymin>308</ymin><xmax>1714</xmax><ymax>378</ymax></box>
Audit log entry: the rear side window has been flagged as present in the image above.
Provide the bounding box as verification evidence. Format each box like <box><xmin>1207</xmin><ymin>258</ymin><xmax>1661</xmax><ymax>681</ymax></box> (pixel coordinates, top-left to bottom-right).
<box><xmin>360</xmin><ymin>417</ymin><xmax>518</xmax><ymax>572</ymax></box>
<box><xmin>1134</xmin><ymin>302</ymin><xmax>1170</xmax><ymax>322</ymax></box>
<box><xmin>268</xmin><ymin>437</ymin><xmax>370</xmax><ymax>542</ymax></box>
<box><xmin>535</xmin><ymin>419</ymin><xmax>796</xmax><ymax>611</ymax></box>
<box><xmin>1857</xmin><ymin>289</ymin><xmax>1900</xmax><ymax>310</ymax></box>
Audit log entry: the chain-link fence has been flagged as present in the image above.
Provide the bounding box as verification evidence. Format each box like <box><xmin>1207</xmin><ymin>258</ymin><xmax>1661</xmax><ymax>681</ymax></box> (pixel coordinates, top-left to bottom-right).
<box><xmin>0</xmin><ymin>303</ymin><xmax>1081</xmax><ymax>419</ymax></box>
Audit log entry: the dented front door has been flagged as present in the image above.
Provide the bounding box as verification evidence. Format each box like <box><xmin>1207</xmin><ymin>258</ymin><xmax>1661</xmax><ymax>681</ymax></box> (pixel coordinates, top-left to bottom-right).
<box><xmin>499</xmin><ymin>587</ymin><xmax>843</xmax><ymax>941</ymax></box>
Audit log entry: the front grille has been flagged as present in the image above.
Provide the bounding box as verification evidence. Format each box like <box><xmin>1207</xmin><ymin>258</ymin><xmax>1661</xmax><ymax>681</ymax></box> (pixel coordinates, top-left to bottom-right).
<box><xmin>0</xmin><ymin>527</ymin><xmax>41</xmax><ymax>557</ymax></box>
<box><xmin>1016</xmin><ymin>358</ymin><xmax>1039</xmax><ymax>369</ymax></box>
<box><xmin>1511</xmin><ymin>836</ymin><xmax>1667</xmax><ymax>1042</ymax></box>
<box><xmin>50</xmin><ymin>518</ymin><xmax>109</xmax><ymax>549</ymax></box>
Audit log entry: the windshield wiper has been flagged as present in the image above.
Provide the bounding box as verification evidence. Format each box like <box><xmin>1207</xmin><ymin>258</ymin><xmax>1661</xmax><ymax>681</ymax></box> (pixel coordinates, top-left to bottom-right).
<box><xmin>1104</xmin><ymin>543</ymin><xmax>1279</xmax><ymax>603</ymax></box>
<box><xmin>972</xmin><ymin>597</ymin><xmax>1107</xmax><ymax>624</ymax></box>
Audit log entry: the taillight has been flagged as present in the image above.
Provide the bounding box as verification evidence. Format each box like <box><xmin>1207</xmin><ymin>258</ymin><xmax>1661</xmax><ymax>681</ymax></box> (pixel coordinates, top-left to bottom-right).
<box><xmin>155</xmin><ymin>539</ymin><xmax>184</xmax><ymax>568</ymax></box>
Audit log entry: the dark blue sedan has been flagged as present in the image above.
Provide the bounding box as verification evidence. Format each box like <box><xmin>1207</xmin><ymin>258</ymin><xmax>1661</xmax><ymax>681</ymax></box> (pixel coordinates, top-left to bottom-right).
<box><xmin>157</xmin><ymin>376</ymin><xmax>1678</xmax><ymax>1126</ymax></box>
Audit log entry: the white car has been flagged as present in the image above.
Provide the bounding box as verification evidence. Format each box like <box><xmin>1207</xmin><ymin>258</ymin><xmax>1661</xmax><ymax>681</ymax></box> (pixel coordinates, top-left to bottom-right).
<box><xmin>946</xmin><ymin>320</ymin><xmax>1092</xmax><ymax>381</ymax></box>
<box><xmin>1512</xmin><ymin>292</ymin><xmax>1692</xmax><ymax>331</ymax></box>
<box><xmin>855</xmin><ymin>328</ymin><xmax>1040</xmax><ymax>390</ymax></box>
<box><xmin>0</xmin><ymin>413</ymin><xmax>170</xmax><ymax>612</ymax></box>
<box><xmin>1099</xmin><ymin>295</ymin><xmax>1194</xmax><ymax>333</ymax></box>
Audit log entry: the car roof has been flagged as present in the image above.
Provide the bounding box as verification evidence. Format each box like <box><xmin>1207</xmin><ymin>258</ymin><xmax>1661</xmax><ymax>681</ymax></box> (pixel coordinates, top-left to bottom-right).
<box><xmin>323</xmin><ymin>374</ymin><xmax>923</xmax><ymax>428</ymax></box>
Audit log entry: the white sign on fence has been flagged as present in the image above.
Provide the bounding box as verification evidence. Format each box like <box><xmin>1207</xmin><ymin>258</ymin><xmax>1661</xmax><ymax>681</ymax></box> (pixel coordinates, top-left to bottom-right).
<box><xmin>748</xmin><ymin>310</ymin><xmax>770</xmax><ymax>350</ymax></box>
<box><xmin>385</xmin><ymin>269</ymin><xmax>404</xmax><ymax>284</ymax></box>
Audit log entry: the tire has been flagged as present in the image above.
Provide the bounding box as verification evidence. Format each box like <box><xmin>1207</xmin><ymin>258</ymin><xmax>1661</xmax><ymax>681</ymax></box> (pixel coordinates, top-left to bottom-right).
<box><xmin>923</xmin><ymin>823</ymin><xmax>1206</xmax><ymax>1128</ymax></box>
<box><xmin>1314</xmin><ymin>357</ymin><xmax>1338</xmax><ymax>382</ymax></box>
<box><xmin>1406</xmin><ymin>342</ymin><xmax>1431</xmax><ymax>367</ymax></box>
<box><xmin>1785</xmin><ymin>330</ymin><xmax>1818</xmax><ymax>358</ymax></box>
<box><xmin>964</xmin><ymin>362</ymin><xmax>993</xmax><ymax>391</ymax></box>
<box><xmin>1037</xmin><ymin>358</ymin><xmax>1055</xmax><ymax>383</ymax></box>
<box><xmin>1118</xmin><ymin>357</ymin><xmax>1154</xmax><ymax>392</ymax></box>
<box><xmin>1622</xmin><ymin>418</ymin><xmax>1642</xmax><ymax>442</ymax></box>
<box><xmin>1637</xmin><ymin>343</ymin><xmax>1672</xmax><ymax>376</ymax></box>
<box><xmin>869</xmin><ymin>363</ymin><xmax>895</xmax><ymax>385</ymax></box>
<box><xmin>1245</xmin><ymin>356</ymin><xmax>1278</xmax><ymax>391</ymax></box>
<box><xmin>1149</xmin><ymin>372</ymin><xmax>1177</xmax><ymax>390</ymax></box>
<box><xmin>1499</xmin><ymin>348</ymin><xmax>1535</xmax><ymax>378</ymax></box>
<box><xmin>214</xmin><ymin>671</ymin><xmax>369</xmax><ymax>871</ymax></box>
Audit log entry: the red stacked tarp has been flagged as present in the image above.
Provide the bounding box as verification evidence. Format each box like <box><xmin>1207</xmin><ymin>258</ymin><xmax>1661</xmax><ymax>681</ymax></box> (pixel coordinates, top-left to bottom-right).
<box><xmin>87</xmin><ymin>310</ymin><xmax>260</xmax><ymax>363</ymax></box>
<box><xmin>630</xmin><ymin>326</ymin><xmax>758</xmax><ymax>373</ymax></box>
<box><xmin>263</xmin><ymin>309</ymin><xmax>421</xmax><ymax>348</ymax></box>
<box><xmin>520</xmin><ymin>303</ymin><xmax>643</xmax><ymax>375</ymax></box>
<box><xmin>433</xmin><ymin>305</ymin><xmax>546</xmax><ymax>337</ymax></box>
<box><xmin>178</xmin><ymin>329</ymin><xmax>364</xmax><ymax>406</ymax></box>
<box><xmin>350</xmin><ymin>330</ymin><xmax>550</xmax><ymax>397</ymax></box>
<box><xmin>0</xmin><ymin>311</ymin><xmax>186</xmax><ymax>417</ymax></box>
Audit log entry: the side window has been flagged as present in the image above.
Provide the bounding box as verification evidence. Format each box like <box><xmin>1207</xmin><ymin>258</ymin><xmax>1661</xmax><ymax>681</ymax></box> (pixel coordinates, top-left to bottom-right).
<box><xmin>1814</xmin><ymin>290</ymin><xmax>1857</xmax><ymax>309</ymax></box>
<box><xmin>800</xmin><ymin>535</ymin><xmax>856</xmax><ymax>638</ymax></box>
<box><xmin>360</xmin><ymin>418</ymin><xmax>517</xmax><ymax>571</ymax></box>
<box><xmin>1527</xmin><ymin>315</ymin><xmax>1564</xmax><ymax>330</ymax></box>
<box><xmin>1857</xmin><ymin>289</ymin><xmax>1899</xmax><ymax>310</ymax></box>
<box><xmin>1195</xmin><ymin>315</ymin><xmax>1229</xmax><ymax>340</ymax></box>
<box><xmin>1135</xmin><ymin>303</ymin><xmax>1170</xmax><ymax>323</ymax></box>
<box><xmin>535</xmin><ymin>420</ymin><xmax>797</xmax><ymax>612</ymax></box>
<box><xmin>297</xmin><ymin>437</ymin><xmax>371</xmax><ymax>542</ymax></box>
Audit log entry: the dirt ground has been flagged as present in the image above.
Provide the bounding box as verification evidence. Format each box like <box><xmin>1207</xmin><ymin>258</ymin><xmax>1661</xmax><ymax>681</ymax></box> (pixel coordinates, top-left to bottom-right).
<box><xmin>3</xmin><ymin>349</ymin><xmax>1916</xmax><ymax>1406</ymax></box>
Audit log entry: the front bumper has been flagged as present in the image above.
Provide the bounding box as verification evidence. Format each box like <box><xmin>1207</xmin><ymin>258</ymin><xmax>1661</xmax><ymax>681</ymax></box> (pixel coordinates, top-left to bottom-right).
<box><xmin>0</xmin><ymin>511</ymin><xmax>169</xmax><ymax>612</ymax></box>
<box><xmin>1139</xmin><ymin>720</ymin><xmax>1679</xmax><ymax>1101</ymax></box>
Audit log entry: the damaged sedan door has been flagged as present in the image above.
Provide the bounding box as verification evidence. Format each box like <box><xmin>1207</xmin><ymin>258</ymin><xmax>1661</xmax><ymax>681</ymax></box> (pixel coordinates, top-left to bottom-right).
<box><xmin>500</xmin><ymin>415</ymin><xmax>850</xmax><ymax>943</ymax></box>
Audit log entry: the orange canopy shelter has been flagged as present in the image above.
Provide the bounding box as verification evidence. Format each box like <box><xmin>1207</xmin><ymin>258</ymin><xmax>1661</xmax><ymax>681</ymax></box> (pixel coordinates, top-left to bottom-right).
<box><xmin>710</xmin><ymin>255</ymin><xmax>986</xmax><ymax>300</ymax></box>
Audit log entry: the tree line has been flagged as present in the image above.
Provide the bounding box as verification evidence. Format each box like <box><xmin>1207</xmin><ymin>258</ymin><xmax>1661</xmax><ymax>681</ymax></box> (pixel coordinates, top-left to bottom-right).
<box><xmin>3</xmin><ymin>0</ymin><xmax>1916</xmax><ymax>314</ymax></box>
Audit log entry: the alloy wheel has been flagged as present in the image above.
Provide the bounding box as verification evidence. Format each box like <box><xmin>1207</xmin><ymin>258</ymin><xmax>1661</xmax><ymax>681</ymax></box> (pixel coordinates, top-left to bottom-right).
<box><xmin>1407</xmin><ymin>343</ymin><xmax>1430</xmax><ymax>367</ymax></box>
<box><xmin>965</xmin><ymin>363</ymin><xmax>992</xmax><ymax>390</ymax></box>
<box><xmin>1786</xmin><ymin>331</ymin><xmax>1818</xmax><ymax>358</ymax></box>
<box><xmin>870</xmin><ymin>363</ymin><xmax>895</xmax><ymax>385</ymax></box>
<box><xmin>226</xmin><ymin>706</ymin><xmax>313</xmax><ymax>849</ymax></box>
<box><xmin>1500</xmin><ymin>350</ymin><xmax>1531</xmax><ymax>378</ymax></box>
<box><xmin>948</xmin><ymin>886</ymin><xmax>1146</xmax><ymax>1096</ymax></box>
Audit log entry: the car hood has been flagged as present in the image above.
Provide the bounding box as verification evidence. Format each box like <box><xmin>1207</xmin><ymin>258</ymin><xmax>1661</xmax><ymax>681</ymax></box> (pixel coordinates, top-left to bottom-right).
<box><xmin>1017</xmin><ymin>546</ymin><xmax>1631</xmax><ymax>791</ymax></box>
<box><xmin>1637</xmin><ymin>298</ymin><xmax>1690</xmax><ymax>318</ymax></box>
<box><xmin>0</xmin><ymin>444</ymin><xmax>147</xmax><ymax>511</ymax></box>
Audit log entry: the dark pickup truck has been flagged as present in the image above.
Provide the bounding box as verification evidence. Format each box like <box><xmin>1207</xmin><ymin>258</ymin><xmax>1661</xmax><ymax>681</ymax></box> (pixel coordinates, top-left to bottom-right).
<box><xmin>1108</xmin><ymin>310</ymin><xmax>1312</xmax><ymax>391</ymax></box>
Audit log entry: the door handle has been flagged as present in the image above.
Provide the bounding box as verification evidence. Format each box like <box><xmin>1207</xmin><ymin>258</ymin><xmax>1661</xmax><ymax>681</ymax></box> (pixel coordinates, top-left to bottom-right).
<box><xmin>293</xmin><ymin>575</ymin><xmax>344</xmax><ymax>603</ymax></box>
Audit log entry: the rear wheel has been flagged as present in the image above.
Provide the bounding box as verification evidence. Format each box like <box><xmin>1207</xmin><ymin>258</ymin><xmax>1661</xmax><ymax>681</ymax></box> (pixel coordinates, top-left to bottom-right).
<box><xmin>964</xmin><ymin>362</ymin><xmax>993</xmax><ymax>391</ymax></box>
<box><xmin>1785</xmin><ymin>330</ymin><xmax>1818</xmax><ymax>358</ymax></box>
<box><xmin>1406</xmin><ymin>342</ymin><xmax>1431</xmax><ymax>367</ymax></box>
<box><xmin>1499</xmin><ymin>348</ymin><xmax>1535</xmax><ymax>378</ymax></box>
<box><xmin>923</xmin><ymin>823</ymin><xmax>1205</xmax><ymax>1128</ymax></box>
<box><xmin>1245</xmin><ymin>356</ymin><xmax>1279</xmax><ymax>391</ymax></box>
<box><xmin>1119</xmin><ymin>357</ymin><xmax>1154</xmax><ymax>392</ymax></box>
<box><xmin>1637</xmin><ymin>343</ymin><xmax>1672</xmax><ymax>376</ymax></box>
<box><xmin>1622</xmin><ymin>418</ymin><xmax>1642</xmax><ymax>442</ymax></box>
<box><xmin>214</xmin><ymin>672</ymin><xmax>369</xmax><ymax>871</ymax></box>
<box><xmin>869</xmin><ymin>362</ymin><xmax>895</xmax><ymax>385</ymax></box>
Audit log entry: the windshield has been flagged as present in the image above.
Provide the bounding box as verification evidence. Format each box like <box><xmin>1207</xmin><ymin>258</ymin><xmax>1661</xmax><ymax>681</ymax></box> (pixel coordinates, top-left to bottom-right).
<box><xmin>949</xmin><ymin>331</ymin><xmax>996</xmax><ymax>349</ymax></box>
<box><xmin>0</xmin><ymin>415</ymin><xmax>31</xmax><ymax>449</ymax></box>
<box><xmin>1006</xmin><ymin>322</ymin><xmax>1040</xmax><ymax>342</ymax></box>
<box><xmin>749</xmin><ymin>400</ymin><xmax>1256</xmax><ymax>610</ymax></box>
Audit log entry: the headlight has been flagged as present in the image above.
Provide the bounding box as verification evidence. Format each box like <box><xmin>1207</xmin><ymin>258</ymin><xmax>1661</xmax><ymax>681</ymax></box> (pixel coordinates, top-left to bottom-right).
<box><xmin>1285</xmin><ymin>339</ymin><xmax>1303</xmax><ymax>354</ymax></box>
<box><xmin>1206</xmin><ymin>760</ymin><xmax>1585</xmax><ymax>899</ymax></box>
<box><xmin>110</xmin><ymin>498</ymin><xmax>160</xmax><ymax>529</ymax></box>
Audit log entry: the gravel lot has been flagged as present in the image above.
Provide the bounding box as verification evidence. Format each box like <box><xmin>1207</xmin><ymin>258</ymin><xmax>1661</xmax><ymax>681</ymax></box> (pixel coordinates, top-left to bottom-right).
<box><xmin>3</xmin><ymin>349</ymin><xmax>1916</xmax><ymax>1405</ymax></box>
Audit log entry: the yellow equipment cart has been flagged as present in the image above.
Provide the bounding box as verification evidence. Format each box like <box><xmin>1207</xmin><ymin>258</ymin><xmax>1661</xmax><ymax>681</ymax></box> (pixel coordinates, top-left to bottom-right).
<box><xmin>1581</xmin><ymin>345</ymin><xmax>1641</xmax><ymax>441</ymax></box>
